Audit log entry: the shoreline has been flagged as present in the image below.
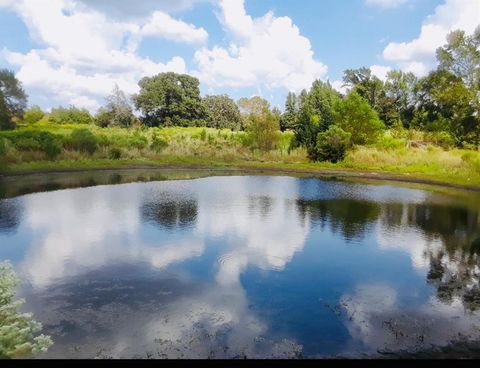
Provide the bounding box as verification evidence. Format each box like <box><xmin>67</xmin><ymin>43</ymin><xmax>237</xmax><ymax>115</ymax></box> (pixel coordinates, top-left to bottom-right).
<box><xmin>2</xmin><ymin>160</ymin><xmax>480</xmax><ymax>192</ymax></box>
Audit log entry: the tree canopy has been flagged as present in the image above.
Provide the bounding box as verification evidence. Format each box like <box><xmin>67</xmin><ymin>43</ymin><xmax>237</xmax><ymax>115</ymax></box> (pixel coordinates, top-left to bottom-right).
<box><xmin>0</xmin><ymin>69</ymin><xmax>27</xmax><ymax>130</ymax></box>
<box><xmin>133</xmin><ymin>72</ymin><xmax>206</xmax><ymax>127</ymax></box>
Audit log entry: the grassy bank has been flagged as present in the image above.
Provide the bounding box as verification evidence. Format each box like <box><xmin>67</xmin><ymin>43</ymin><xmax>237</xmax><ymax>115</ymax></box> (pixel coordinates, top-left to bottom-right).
<box><xmin>1</xmin><ymin>124</ymin><xmax>479</xmax><ymax>189</ymax></box>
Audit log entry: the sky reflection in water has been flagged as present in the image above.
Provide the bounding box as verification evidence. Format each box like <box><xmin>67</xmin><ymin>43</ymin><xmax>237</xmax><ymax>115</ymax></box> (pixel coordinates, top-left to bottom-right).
<box><xmin>0</xmin><ymin>173</ymin><xmax>479</xmax><ymax>358</ymax></box>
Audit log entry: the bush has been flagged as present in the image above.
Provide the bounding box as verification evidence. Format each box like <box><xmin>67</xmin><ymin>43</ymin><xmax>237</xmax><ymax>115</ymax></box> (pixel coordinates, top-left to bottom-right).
<box><xmin>23</xmin><ymin>106</ymin><xmax>45</xmax><ymax>125</ymax></box>
<box><xmin>0</xmin><ymin>138</ymin><xmax>6</xmax><ymax>156</ymax></box>
<box><xmin>246</xmin><ymin>110</ymin><xmax>281</xmax><ymax>151</ymax></box>
<box><xmin>67</xmin><ymin>129</ymin><xmax>98</xmax><ymax>154</ymax></box>
<box><xmin>4</xmin><ymin>131</ymin><xmax>61</xmax><ymax>159</ymax></box>
<box><xmin>150</xmin><ymin>132</ymin><xmax>168</xmax><ymax>152</ymax></box>
<box><xmin>0</xmin><ymin>261</ymin><xmax>52</xmax><ymax>358</ymax></box>
<box><xmin>376</xmin><ymin>135</ymin><xmax>406</xmax><ymax>150</ymax></box>
<box><xmin>129</xmin><ymin>131</ymin><xmax>148</xmax><ymax>150</ymax></box>
<box><xmin>424</xmin><ymin>131</ymin><xmax>455</xmax><ymax>149</ymax></box>
<box><xmin>49</xmin><ymin>106</ymin><xmax>93</xmax><ymax>125</ymax></box>
<box><xmin>109</xmin><ymin>147</ymin><xmax>122</xmax><ymax>160</ymax></box>
<box><xmin>315</xmin><ymin>125</ymin><xmax>351</xmax><ymax>163</ymax></box>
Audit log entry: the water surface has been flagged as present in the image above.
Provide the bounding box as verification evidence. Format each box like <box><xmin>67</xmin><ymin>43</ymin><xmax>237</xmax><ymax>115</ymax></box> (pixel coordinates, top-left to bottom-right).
<box><xmin>1</xmin><ymin>171</ymin><xmax>479</xmax><ymax>358</ymax></box>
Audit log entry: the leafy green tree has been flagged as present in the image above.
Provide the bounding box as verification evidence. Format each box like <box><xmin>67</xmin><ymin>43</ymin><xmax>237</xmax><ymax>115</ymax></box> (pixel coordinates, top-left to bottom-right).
<box><xmin>333</xmin><ymin>91</ymin><xmax>385</xmax><ymax>145</ymax></box>
<box><xmin>246</xmin><ymin>108</ymin><xmax>280</xmax><ymax>151</ymax></box>
<box><xmin>384</xmin><ymin>70</ymin><xmax>418</xmax><ymax>128</ymax></box>
<box><xmin>95</xmin><ymin>85</ymin><xmax>136</xmax><ymax>128</ymax></box>
<box><xmin>413</xmin><ymin>69</ymin><xmax>479</xmax><ymax>146</ymax></box>
<box><xmin>23</xmin><ymin>106</ymin><xmax>45</xmax><ymax>125</ymax></box>
<box><xmin>343</xmin><ymin>67</ymin><xmax>384</xmax><ymax>108</ymax></box>
<box><xmin>342</xmin><ymin>67</ymin><xmax>403</xmax><ymax>127</ymax></box>
<box><xmin>133</xmin><ymin>72</ymin><xmax>206</xmax><ymax>127</ymax></box>
<box><xmin>292</xmin><ymin>81</ymin><xmax>341</xmax><ymax>159</ymax></box>
<box><xmin>0</xmin><ymin>261</ymin><xmax>52</xmax><ymax>358</ymax></box>
<box><xmin>0</xmin><ymin>69</ymin><xmax>27</xmax><ymax>130</ymax></box>
<box><xmin>49</xmin><ymin>106</ymin><xmax>93</xmax><ymax>125</ymax></box>
<box><xmin>203</xmin><ymin>94</ymin><xmax>242</xmax><ymax>130</ymax></box>
<box><xmin>315</xmin><ymin>125</ymin><xmax>351</xmax><ymax>163</ymax></box>
<box><xmin>303</xmin><ymin>80</ymin><xmax>342</xmax><ymax>131</ymax></box>
<box><xmin>436</xmin><ymin>26</ymin><xmax>480</xmax><ymax>90</ymax></box>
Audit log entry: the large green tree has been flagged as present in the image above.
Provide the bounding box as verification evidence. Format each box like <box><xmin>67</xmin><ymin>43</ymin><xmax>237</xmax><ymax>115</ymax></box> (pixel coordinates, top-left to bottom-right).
<box><xmin>333</xmin><ymin>91</ymin><xmax>385</xmax><ymax>145</ymax></box>
<box><xmin>384</xmin><ymin>70</ymin><xmax>418</xmax><ymax>128</ymax></box>
<box><xmin>292</xmin><ymin>81</ymin><xmax>341</xmax><ymax>158</ymax></box>
<box><xmin>0</xmin><ymin>69</ymin><xmax>27</xmax><ymax>130</ymax></box>
<box><xmin>203</xmin><ymin>94</ymin><xmax>242</xmax><ymax>130</ymax></box>
<box><xmin>436</xmin><ymin>27</ymin><xmax>480</xmax><ymax>90</ymax></box>
<box><xmin>133</xmin><ymin>72</ymin><xmax>206</xmax><ymax>127</ymax></box>
<box><xmin>414</xmin><ymin>69</ymin><xmax>479</xmax><ymax>146</ymax></box>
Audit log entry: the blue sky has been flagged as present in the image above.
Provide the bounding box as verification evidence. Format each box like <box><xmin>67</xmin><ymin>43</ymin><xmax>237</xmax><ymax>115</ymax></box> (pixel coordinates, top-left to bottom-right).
<box><xmin>0</xmin><ymin>0</ymin><xmax>478</xmax><ymax>112</ymax></box>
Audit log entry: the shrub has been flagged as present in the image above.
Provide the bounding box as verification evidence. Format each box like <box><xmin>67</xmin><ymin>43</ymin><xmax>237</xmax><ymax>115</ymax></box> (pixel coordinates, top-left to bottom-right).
<box><xmin>109</xmin><ymin>147</ymin><xmax>122</xmax><ymax>160</ymax></box>
<box><xmin>67</xmin><ymin>129</ymin><xmax>98</xmax><ymax>154</ymax></box>
<box><xmin>49</xmin><ymin>106</ymin><xmax>93</xmax><ymax>125</ymax></box>
<box><xmin>424</xmin><ymin>131</ymin><xmax>455</xmax><ymax>149</ymax></box>
<box><xmin>23</xmin><ymin>106</ymin><xmax>45</xmax><ymax>125</ymax></box>
<box><xmin>246</xmin><ymin>110</ymin><xmax>281</xmax><ymax>151</ymax></box>
<box><xmin>0</xmin><ymin>138</ymin><xmax>6</xmax><ymax>156</ymax></box>
<box><xmin>150</xmin><ymin>132</ymin><xmax>168</xmax><ymax>153</ymax></box>
<box><xmin>129</xmin><ymin>131</ymin><xmax>148</xmax><ymax>150</ymax></box>
<box><xmin>376</xmin><ymin>135</ymin><xmax>406</xmax><ymax>150</ymax></box>
<box><xmin>5</xmin><ymin>131</ymin><xmax>61</xmax><ymax>159</ymax></box>
<box><xmin>315</xmin><ymin>125</ymin><xmax>351</xmax><ymax>163</ymax></box>
<box><xmin>0</xmin><ymin>261</ymin><xmax>52</xmax><ymax>358</ymax></box>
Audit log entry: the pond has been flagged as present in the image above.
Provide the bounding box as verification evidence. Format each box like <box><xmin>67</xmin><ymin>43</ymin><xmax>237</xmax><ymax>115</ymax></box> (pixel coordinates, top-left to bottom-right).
<box><xmin>1</xmin><ymin>170</ymin><xmax>480</xmax><ymax>358</ymax></box>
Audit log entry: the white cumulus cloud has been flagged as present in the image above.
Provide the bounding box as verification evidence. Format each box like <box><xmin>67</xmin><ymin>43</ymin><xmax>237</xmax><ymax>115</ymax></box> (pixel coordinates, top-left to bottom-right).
<box><xmin>0</xmin><ymin>0</ymin><xmax>204</xmax><ymax>112</ymax></box>
<box><xmin>193</xmin><ymin>0</ymin><xmax>327</xmax><ymax>92</ymax></box>
<box><xmin>382</xmin><ymin>0</ymin><xmax>480</xmax><ymax>76</ymax></box>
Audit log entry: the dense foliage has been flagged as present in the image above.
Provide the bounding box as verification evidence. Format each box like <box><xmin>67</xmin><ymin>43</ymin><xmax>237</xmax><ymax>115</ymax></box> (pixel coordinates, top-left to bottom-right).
<box><xmin>49</xmin><ymin>106</ymin><xmax>93</xmax><ymax>125</ymax></box>
<box><xmin>203</xmin><ymin>94</ymin><xmax>242</xmax><ymax>130</ymax></box>
<box><xmin>315</xmin><ymin>125</ymin><xmax>351</xmax><ymax>163</ymax></box>
<box><xmin>0</xmin><ymin>69</ymin><xmax>27</xmax><ymax>130</ymax></box>
<box><xmin>0</xmin><ymin>261</ymin><xmax>52</xmax><ymax>358</ymax></box>
<box><xmin>133</xmin><ymin>72</ymin><xmax>206</xmax><ymax>127</ymax></box>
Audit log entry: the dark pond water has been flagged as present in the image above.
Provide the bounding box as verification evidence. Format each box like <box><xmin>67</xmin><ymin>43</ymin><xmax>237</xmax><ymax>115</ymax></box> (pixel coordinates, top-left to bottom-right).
<box><xmin>1</xmin><ymin>170</ymin><xmax>480</xmax><ymax>358</ymax></box>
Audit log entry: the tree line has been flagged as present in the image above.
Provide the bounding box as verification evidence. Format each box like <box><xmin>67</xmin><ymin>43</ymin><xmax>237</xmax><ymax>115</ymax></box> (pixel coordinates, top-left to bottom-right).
<box><xmin>1</xmin><ymin>27</ymin><xmax>479</xmax><ymax>163</ymax></box>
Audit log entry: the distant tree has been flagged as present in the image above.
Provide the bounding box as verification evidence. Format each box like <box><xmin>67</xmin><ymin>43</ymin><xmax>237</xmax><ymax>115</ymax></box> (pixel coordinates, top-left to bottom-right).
<box><xmin>237</xmin><ymin>96</ymin><xmax>271</xmax><ymax>116</ymax></box>
<box><xmin>342</xmin><ymin>67</ymin><xmax>384</xmax><ymax>108</ymax></box>
<box><xmin>48</xmin><ymin>106</ymin><xmax>93</xmax><ymax>125</ymax></box>
<box><xmin>246</xmin><ymin>108</ymin><xmax>280</xmax><ymax>151</ymax></box>
<box><xmin>133</xmin><ymin>72</ymin><xmax>206</xmax><ymax>127</ymax></box>
<box><xmin>95</xmin><ymin>85</ymin><xmax>135</xmax><ymax>128</ymax></box>
<box><xmin>413</xmin><ymin>69</ymin><xmax>479</xmax><ymax>146</ymax></box>
<box><xmin>303</xmin><ymin>80</ymin><xmax>341</xmax><ymax>131</ymax></box>
<box><xmin>384</xmin><ymin>70</ymin><xmax>418</xmax><ymax>128</ymax></box>
<box><xmin>436</xmin><ymin>26</ymin><xmax>480</xmax><ymax>90</ymax></box>
<box><xmin>23</xmin><ymin>106</ymin><xmax>45</xmax><ymax>125</ymax></box>
<box><xmin>280</xmin><ymin>92</ymin><xmax>299</xmax><ymax>131</ymax></box>
<box><xmin>333</xmin><ymin>91</ymin><xmax>385</xmax><ymax>145</ymax></box>
<box><xmin>0</xmin><ymin>69</ymin><xmax>27</xmax><ymax>130</ymax></box>
<box><xmin>292</xmin><ymin>80</ymin><xmax>341</xmax><ymax>158</ymax></box>
<box><xmin>203</xmin><ymin>94</ymin><xmax>242</xmax><ymax>130</ymax></box>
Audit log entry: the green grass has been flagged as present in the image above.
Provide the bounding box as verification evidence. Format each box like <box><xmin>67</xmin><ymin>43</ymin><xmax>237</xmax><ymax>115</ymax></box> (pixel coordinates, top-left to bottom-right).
<box><xmin>1</xmin><ymin>123</ymin><xmax>479</xmax><ymax>189</ymax></box>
